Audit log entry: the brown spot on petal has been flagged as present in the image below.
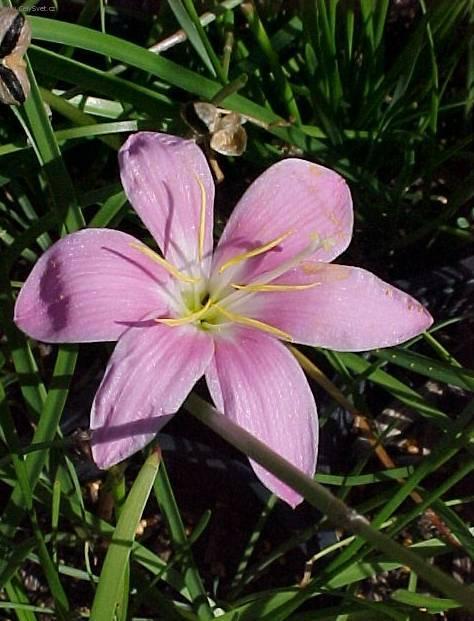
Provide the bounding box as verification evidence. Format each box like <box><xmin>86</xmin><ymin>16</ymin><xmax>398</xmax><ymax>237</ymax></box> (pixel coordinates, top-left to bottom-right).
<box><xmin>308</xmin><ymin>163</ymin><xmax>321</xmax><ymax>176</ymax></box>
<box><xmin>301</xmin><ymin>261</ymin><xmax>325</xmax><ymax>274</ymax></box>
<box><xmin>301</xmin><ymin>262</ymin><xmax>350</xmax><ymax>282</ymax></box>
<box><xmin>327</xmin><ymin>211</ymin><xmax>342</xmax><ymax>227</ymax></box>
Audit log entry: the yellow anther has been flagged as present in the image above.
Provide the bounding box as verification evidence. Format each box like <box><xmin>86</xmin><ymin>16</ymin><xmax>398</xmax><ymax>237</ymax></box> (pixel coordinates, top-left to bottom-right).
<box><xmin>213</xmin><ymin>304</ymin><xmax>292</xmax><ymax>341</ymax></box>
<box><xmin>195</xmin><ymin>174</ymin><xmax>207</xmax><ymax>262</ymax></box>
<box><xmin>218</xmin><ymin>230</ymin><xmax>293</xmax><ymax>274</ymax></box>
<box><xmin>231</xmin><ymin>282</ymin><xmax>321</xmax><ymax>292</ymax></box>
<box><xmin>130</xmin><ymin>243</ymin><xmax>200</xmax><ymax>284</ymax></box>
<box><xmin>156</xmin><ymin>297</ymin><xmax>213</xmax><ymax>327</ymax></box>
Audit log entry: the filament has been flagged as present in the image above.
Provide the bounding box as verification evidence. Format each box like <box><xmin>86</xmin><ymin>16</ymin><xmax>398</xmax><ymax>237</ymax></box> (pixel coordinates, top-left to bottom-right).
<box><xmin>218</xmin><ymin>230</ymin><xmax>293</xmax><ymax>274</ymax></box>
<box><xmin>213</xmin><ymin>304</ymin><xmax>292</xmax><ymax>341</ymax></box>
<box><xmin>231</xmin><ymin>282</ymin><xmax>321</xmax><ymax>292</ymax></box>
<box><xmin>195</xmin><ymin>174</ymin><xmax>207</xmax><ymax>262</ymax></box>
<box><xmin>130</xmin><ymin>243</ymin><xmax>200</xmax><ymax>284</ymax></box>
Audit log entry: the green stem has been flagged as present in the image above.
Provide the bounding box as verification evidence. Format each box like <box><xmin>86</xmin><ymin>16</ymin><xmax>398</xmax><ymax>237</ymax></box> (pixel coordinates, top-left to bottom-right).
<box><xmin>185</xmin><ymin>393</ymin><xmax>474</xmax><ymax>612</ymax></box>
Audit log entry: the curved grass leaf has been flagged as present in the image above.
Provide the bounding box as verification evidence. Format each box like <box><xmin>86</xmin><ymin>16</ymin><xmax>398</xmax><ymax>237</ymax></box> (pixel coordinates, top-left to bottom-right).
<box><xmin>29</xmin><ymin>17</ymin><xmax>323</xmax><ymax>152</ymax></box>
<box><xmin>391</xmin><ymin>589</ymin><xmax>460</xmax><ymax>612</ymax></box>
<box><xmin>186</xmin><ymin>393</ymin><xmax>474</xmax><ymax>612</ymax></box>
<box><xmin>373</xmin><ymin>347</ymin><xmax>474</xmax><ymax>392</ymax></box>
<box><xmin>90</xmin><ymin>449</ymin><xmax>161</xmax><ymax>621</ymax></box>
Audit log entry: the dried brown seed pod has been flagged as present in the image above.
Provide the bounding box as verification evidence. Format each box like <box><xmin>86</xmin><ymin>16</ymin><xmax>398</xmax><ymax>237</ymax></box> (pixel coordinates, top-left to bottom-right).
<box><xmin>0</xmin><ymin>8</ymin><xmax>31</xmax><ymax>106</ymax></box>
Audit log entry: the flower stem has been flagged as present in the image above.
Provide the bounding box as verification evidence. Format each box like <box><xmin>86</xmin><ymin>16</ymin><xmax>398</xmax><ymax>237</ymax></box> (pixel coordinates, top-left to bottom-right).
<box><xmin>185</xmin><ymin>392</ymin><xmax>474</xmax><ymax>612</ymax></box>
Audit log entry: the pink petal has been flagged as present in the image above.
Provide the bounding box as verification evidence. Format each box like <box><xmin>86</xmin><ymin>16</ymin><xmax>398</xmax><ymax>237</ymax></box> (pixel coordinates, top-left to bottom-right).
<box><xmin>14</xmin><ymin>229</ymin><xmax>172</xmax><ymax>343</ymax></box>
<box><xmin>232</xmin><ymin>263</ymin><xmax>433</xmax><ymax>351</ymax></box>
<box><xmin>91</xmin><ymin>324</ymin><xmax>214</xmax><ymax>469</ymax></box>
<box><xmin>211</xmin><ymin>159</ymin><xmax>352</xmax><ymax>287</ymax></box>
<box><xmin>119</xmin><ymin>132</ymin><xmax>215</xmax><ymax>275</ymax></box>
<box><xmin>206</xmin><ymin>328</ymin><xmax>318</xmax><ymax>507</ymax></box>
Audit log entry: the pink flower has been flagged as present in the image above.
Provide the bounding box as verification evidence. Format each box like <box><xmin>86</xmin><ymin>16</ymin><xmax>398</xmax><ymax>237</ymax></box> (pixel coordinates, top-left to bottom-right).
<box><xmin>14</xmin><ymin>132</ymin><xmax>432</xmax><ymax>507</ymax></box>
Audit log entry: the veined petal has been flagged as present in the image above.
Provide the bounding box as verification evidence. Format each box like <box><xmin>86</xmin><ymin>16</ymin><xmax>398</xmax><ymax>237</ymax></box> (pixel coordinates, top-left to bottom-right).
<box><xmin>14</xmin><ymin>229</ymin><xmax>172</xmax><ymax>343</ymax></box>
<box><xmin>91</xmin><ymin>323</ymin><xmax>214</xmax><ymax>469</ymax></box>
<box><xmin>206</xmin><ymin>328</ymin><xmax>318</xmax><ymax>507</ymax></box>
<box><xmin>232</xmin><ymin>263</ymin><xmax>433</xmax><ymax>351</ymax></box>
<box><xmin>211</xmin><ymin>159</ymin><xmax>352</xmax><ymax>289</ymax></box>
<box><xmin>119</xmin><ymin>132</ymin><xmax>215</xmax><ymax>276</ymax></box>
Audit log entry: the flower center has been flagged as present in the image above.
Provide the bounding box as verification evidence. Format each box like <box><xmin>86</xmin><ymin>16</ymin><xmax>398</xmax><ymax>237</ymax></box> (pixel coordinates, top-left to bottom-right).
<box><xmin>138</xmin><ymin>231</ymin><xmax>329</xmax><ymax>341</ymax></box>
<box><xmin>131</xmin><ymin>179</ymin><xmax>331</xmax><ymax>341</ymax></box>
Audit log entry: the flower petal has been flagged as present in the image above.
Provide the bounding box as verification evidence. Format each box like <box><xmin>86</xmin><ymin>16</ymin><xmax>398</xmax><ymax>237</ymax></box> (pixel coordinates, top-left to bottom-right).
<box><xmin>211</xmin><ymin>159</ymin><xmax>352</xmax><ymax>288</ymax></box>
<box><xmin>91</xmin><ymin>324</ymin><xmax>214</xmax><ymax>469</ymax></box>
<box><xmin>14</xmin><ymin>228</ymin><xmax>173</xmax><ymax>343</ymax></box>
<box><xmin>232</xmin><ymin>263</ymin><xmax>433</xmax><ymax>351</ymax></box>
<box><xmin>206</xmin><ymin>328</ymin><xmax>318</xmax><ymax>507</ymax></box>
<box><xmin>119</xmin><ymin>132</ymin><xmax>215</xmax><ymax>276</ymax></box>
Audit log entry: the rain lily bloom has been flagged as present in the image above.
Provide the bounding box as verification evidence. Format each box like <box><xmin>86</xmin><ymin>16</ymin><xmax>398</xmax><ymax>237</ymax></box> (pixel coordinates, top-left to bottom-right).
<box><xmin>14</xmin><ymin>132</ymin><xmax>432</xmax><ymax>507</ymax></box>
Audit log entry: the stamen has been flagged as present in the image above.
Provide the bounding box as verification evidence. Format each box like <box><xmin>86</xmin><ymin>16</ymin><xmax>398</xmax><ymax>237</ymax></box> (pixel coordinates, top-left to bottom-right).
<box><xmin>231</xmin><ymin>282</ymin><xmax>321</xmax><ymax>292</ymax></box>
<box><xmin>130</xmin><ymin>243</ymin><xmax>200</xmax><ymax>284</ymax></box>
<box><xmin>156</xmin><ymin>297</ymin><xmax>213</xmax><ymax>326</ymax></box>
<box><xmin>218</xmin><ymin>230</ymin><xmax>293</xmax><ymax>274</ymax></box>
<box><xmin>215</xmin><ymin>233</ymin><xmax>329</xmax><ymax>308</ymax></box>
<box><xmin>195</xmin><ymin>174</ymin><xmax>207</xmax><ymax>262</ymax></box>
<box><xmin>213</xmin><ymin>304</ymin><xmax>292</xmax><ymax>341</ymax></box>
<box><xmin>236</xmin><ymin>232</ymin><xmax>327</xmax><ymax>287</ymax></box>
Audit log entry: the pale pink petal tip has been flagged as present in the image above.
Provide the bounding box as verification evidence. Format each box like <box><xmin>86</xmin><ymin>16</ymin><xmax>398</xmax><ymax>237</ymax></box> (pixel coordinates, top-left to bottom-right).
<box><xmin>237</xmin><ymin>264</ymin><xmax>433</xmax><ymax>351</ymax></box>
<box><xmin>206</xmin><ymin>328</ymin><xmax>318</xmax><ymax>508</ymax></box>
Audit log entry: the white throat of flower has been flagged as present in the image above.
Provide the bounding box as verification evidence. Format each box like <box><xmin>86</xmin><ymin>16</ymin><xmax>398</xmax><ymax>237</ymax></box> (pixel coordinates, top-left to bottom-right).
<box><xmin>131</xmin><ymin>177</ymin><xmax>334</xmax><ymax>341</ymax></box>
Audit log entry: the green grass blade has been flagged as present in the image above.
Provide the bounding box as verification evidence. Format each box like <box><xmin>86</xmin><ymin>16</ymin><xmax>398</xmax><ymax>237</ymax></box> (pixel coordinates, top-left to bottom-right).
<box><xmin>169</xmin><ymin>0</ymin><xmax>226</xmax><ymax>81</ymax></box>
<box><xmin>323</xmin><ymin>401</ymin><xmax>474</xmax><ymax>577</ymax></box>
<box><xmin>373</xmin><ymin>347</ymin><xmax>474</xmax><ymax>391</ymax></box>
<box><xmin>90</xmin><ymin>449</ymin><xmax>161</xmax><ymax>621</ymax></box>
<box><xmin>39</xmin><ymin>88</ymin><xmax>121</xmax><ymax>150</ymax></box>
<box><xmin>22</xmin><ymin>62</ymin><xmax>84</xmax><ymax>232</ymax></box>
<box><xmin>0</xmin><ymin>345</ymin><xmax>77</xmax><ymax>565</ymax></box>
<box><xmin>419</xmin><ymin>0</ymin><xmax>440</xmax><ymax>133</ymax></box>
<box><xmin>5</xmin><ymin>577</ymin><xmax>38</xmax><ymax>621</ymax></box>
<box><xmin>29</xmin><ymin>18</ymin><xmax>321</xmax><ymax>151</ymax></box>
<box><xmin>229</xmin><ymin>493</ymin><xmax>277</xmax><ymax>592</ymax></box>
<box><xmin>391</xmin><ymin>590</ymin><xmax>460</xmax><ymax>611</ymax></box>
<box><xmin>154</xmin><ymin>459</ymin><xmax>213</xmax><ymax>620</ymax></box>
<box><xmin>240</xmin><ymin>1</ymin><xmax>301</xmax><ymax>123</ymax></box>
<box><xmin>29</xmin><ymin>46</ymin><xmax>174</xmax><ymax>116</ymax></box>
<box><xmin>326</xmin><ymin>352</ymin><xmax>449</xmax><ymax>425</ymax></box>
<box><xmin>186</xmin><ymin>393</ymin><xmax>474</xmax><ymax>611</ymax></box>
<box><xmin>88</xmin><ymin>190</ymin><xmax>127</xmax><ymax>228</ymax></box>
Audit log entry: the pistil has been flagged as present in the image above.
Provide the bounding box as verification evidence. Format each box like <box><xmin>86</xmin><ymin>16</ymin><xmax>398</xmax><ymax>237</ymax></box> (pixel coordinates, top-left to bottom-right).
<box><xmin>217</xmin><ymin>231</ymin><xmax>331</xmax><ymax>310</ymax></box>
